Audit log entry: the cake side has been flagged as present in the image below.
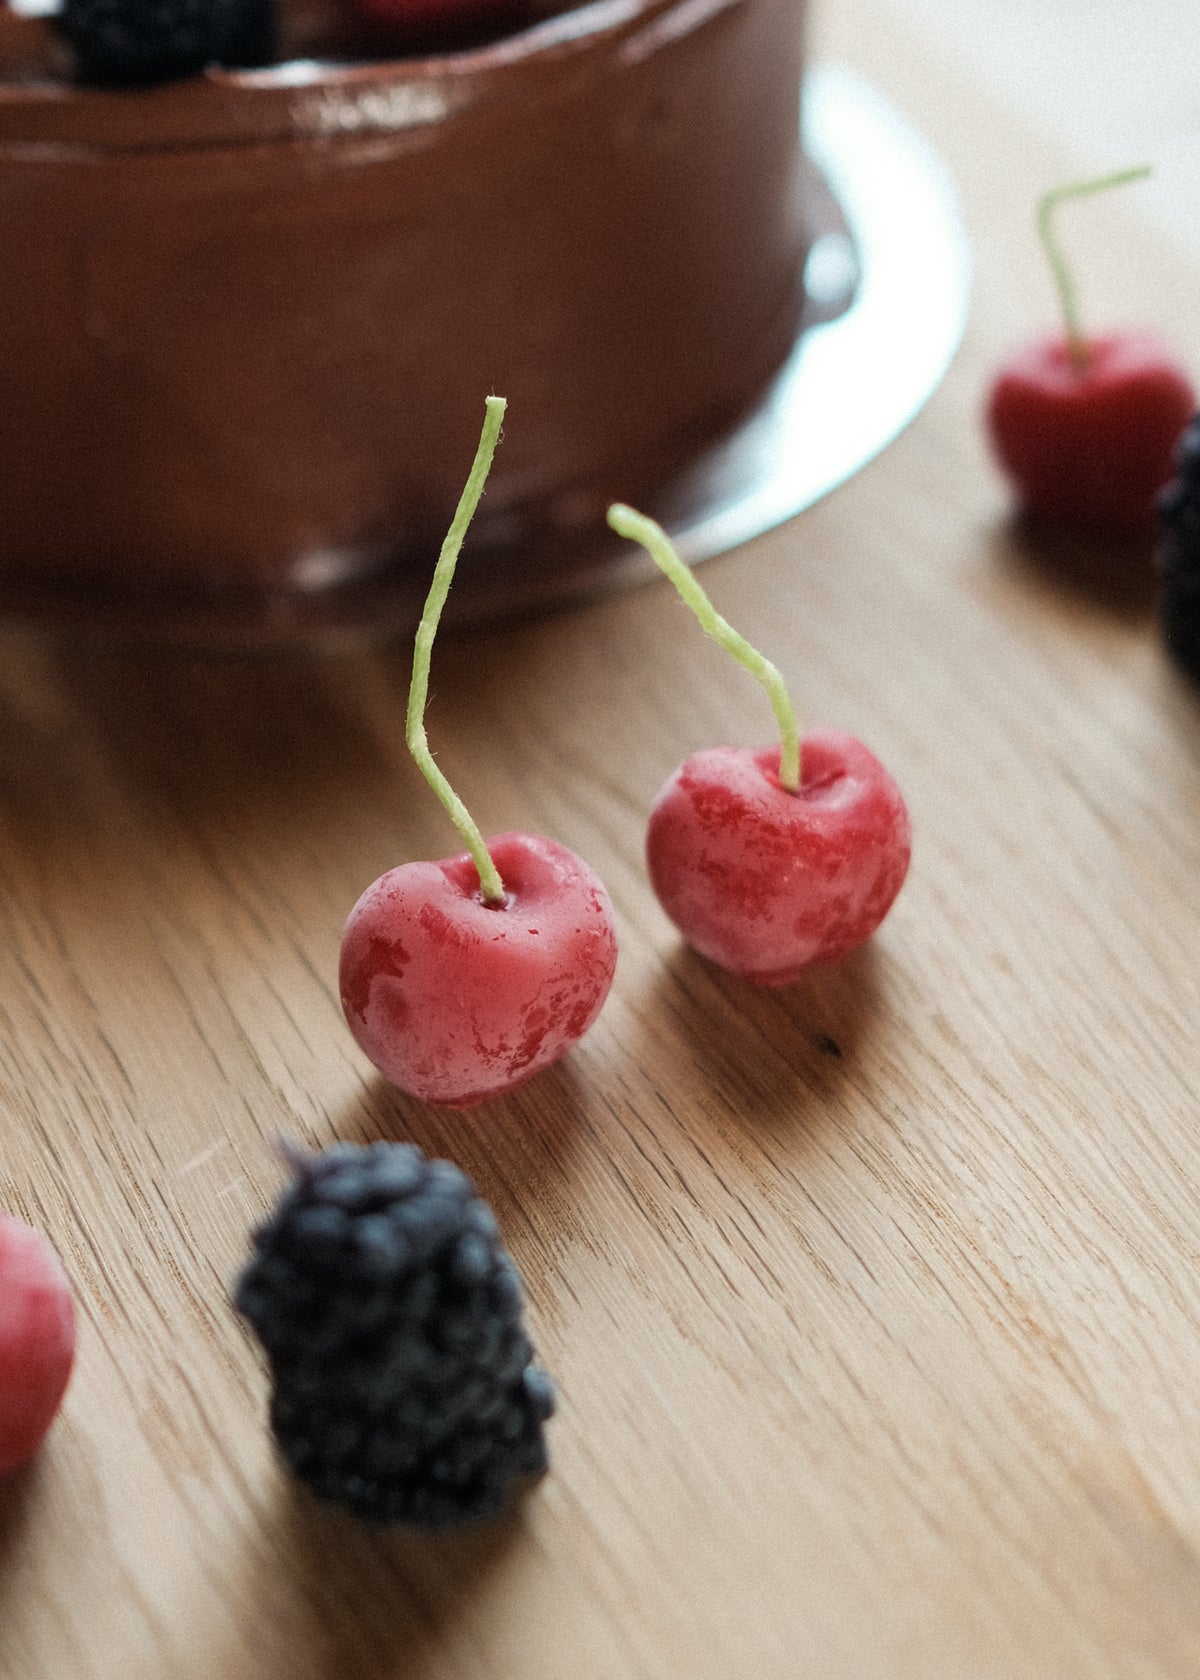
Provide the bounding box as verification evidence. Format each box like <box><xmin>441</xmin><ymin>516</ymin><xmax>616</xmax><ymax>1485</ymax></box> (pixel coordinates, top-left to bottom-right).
<box><xmin>0</xmin><ymin>0</ymin><xmax>810</xmax><ymax>620</ymax></box>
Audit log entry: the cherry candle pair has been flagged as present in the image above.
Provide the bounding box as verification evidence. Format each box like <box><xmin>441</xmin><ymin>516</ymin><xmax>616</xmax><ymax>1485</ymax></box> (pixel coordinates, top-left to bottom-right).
<box><xmin>339</xmin><ymin>399</ymin><xmax>911</xmax><ymax>1107</ymax></box>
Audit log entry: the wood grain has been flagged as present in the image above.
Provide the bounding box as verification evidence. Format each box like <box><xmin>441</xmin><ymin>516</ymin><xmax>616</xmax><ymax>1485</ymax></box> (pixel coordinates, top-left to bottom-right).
<box><xmin>4</xmin><ymin>2</ymin><xmax>1200</xmax><ymax>1675</ymax></box>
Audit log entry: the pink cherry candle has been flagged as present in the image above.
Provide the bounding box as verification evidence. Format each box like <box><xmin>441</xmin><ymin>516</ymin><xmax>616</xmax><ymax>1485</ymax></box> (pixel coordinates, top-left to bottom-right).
<box><xmin>340</xmin><ymin>399</ymin><xmax>617</xmax><ymax>1105</ymax></box>
<box><xmin>607</xmin><ymin>505</ymin><xmax>910</xmax><ymax>983</ymax></box>
<box><xmin>0</xmin><ymin>1211</ymin><xmax>75</xmax><ymax>1475</ymax></box>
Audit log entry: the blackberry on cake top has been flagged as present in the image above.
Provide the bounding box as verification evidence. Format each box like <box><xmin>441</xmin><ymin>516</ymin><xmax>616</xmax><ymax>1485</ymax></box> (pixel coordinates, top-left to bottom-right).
<box><xmin>986</xmin><ymin>168</ymin><xmax>1194</xmax><ymax>534</ymax></box>
<box><xmin>235</xmin><ymin>1141</ymin><xmax>555</xmax><ymax>1529</ymax></box>
<box><xmin>345</xmin><ymin>0</ymin><xmax>514</xmax><ymax>27</ymax></box>
<box><xmin>60</xmin><ymin>0</ymin><xmax>275</xmax><ymax>84</ymax></box>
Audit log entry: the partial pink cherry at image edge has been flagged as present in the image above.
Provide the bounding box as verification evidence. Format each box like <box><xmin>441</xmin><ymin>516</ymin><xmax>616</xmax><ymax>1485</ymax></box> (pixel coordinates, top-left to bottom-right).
<box><xmin>0</xmin><ymin>1212</ymin><xmax>76</xmax><ymax>1475</ymax></box>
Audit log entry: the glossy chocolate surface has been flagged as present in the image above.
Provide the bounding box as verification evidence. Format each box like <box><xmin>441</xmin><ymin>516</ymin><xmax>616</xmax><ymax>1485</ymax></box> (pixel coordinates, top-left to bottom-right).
<box><xmin>0</xmin><ymin>0</ymin><xmax>809</xmax><ymax>632</ymax></box>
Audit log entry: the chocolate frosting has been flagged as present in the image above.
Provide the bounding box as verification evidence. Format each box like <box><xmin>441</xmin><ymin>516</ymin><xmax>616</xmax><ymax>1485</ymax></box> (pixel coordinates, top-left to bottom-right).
<box><xmin>0</xmin><ymin>0</ymin><xmax>809</xmax><ymax>631</ymax></box>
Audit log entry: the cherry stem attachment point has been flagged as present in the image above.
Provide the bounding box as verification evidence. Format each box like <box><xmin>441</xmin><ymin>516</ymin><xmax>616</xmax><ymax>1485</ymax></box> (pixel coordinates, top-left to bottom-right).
<box><xmin>407</xmin><ymin>396</ymin><xmax>507</xmax><ymax>905</ymax></box>
<box><xmin>1036</xmin><ymin>164</ymin><xmax>1151</xmax><ymax>372</ymax></box>
<box><xmin>607</xmin><ymin>503</ymin><xmax>802</xmax><ymax>793</ymax></box>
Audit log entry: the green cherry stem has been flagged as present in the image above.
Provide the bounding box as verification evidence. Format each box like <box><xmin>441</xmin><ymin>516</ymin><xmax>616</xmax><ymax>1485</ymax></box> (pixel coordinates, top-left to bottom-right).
<box><xmin>1037</xmin><ymin>164</ymin><xmax>1151</xmax><ymax>372</ymax></box>
<box><xmin>607</xmin><ymin>503</ymin><xmax>802</xmax><ymax>793</ymax></box>
<box><xmin>406</xmin><ymin>395</ymin><xmax>507</xmax><ymax>905</ymax></box>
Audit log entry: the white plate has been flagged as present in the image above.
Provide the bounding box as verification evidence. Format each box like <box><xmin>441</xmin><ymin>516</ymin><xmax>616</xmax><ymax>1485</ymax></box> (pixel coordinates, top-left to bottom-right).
<box><xmin>654</xmin><ymin>62</ymin><xmax>971</xmax><ymax>564</ymax></box>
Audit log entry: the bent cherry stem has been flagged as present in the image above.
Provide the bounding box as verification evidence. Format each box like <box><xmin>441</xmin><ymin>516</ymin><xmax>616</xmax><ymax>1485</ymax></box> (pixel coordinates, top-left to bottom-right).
<box><xmin>606</xmin><ymin>503</ymin><xmax>802</xmax><ymax>792</ymax></box>
<box><xmin>406</xmin><ymin>395</ymin><xmax>507</xmax><ymax>905</ymax></box>
<box><xmin>1037</xmin><ymin>164</ymin><xmax>1151</xmax><ymax>372</ymax></box>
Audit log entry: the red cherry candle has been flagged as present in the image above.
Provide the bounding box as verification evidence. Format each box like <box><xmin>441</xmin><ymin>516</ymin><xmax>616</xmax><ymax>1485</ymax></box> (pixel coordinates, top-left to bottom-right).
<box><xmin>986</xmin><ymin>167</ymin><xmax>1195</xmax><ymax>533</ymax></box>
<box><xmin>607</xmin><ymin>505</ymin><xmax>910</xmax><ymax>984</ymax></box>
<box><xmin>0</xmin><ymin>1212</ymin><xmax>75</xmax><ymax>1475</ymax></box>
<box><xmin>340</xmin><ymin>399</ymin><xmax>617</xmax><ymax>1106</ymax></box>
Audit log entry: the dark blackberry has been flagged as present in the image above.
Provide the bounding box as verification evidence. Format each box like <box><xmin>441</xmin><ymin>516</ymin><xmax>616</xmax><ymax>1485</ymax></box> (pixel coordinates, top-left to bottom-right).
<box><xmin>1157</xmin><ymin>414</ymin><xmax>1200</xmax><ymax>684</ymax></box>
<box><xmin>234</xmin><ymin>1141</ymin><xmax>555</xmax><ymax>1529</ymax></box>
<box><xmin>1171</xmin><ymin>412</ymin><xmax>1200</xmax><ymax>489</ymax></box>
<box><xmin>60</xmin><ymin>0</ymin><xmax>275</xmax><ymax>86</ymax></box>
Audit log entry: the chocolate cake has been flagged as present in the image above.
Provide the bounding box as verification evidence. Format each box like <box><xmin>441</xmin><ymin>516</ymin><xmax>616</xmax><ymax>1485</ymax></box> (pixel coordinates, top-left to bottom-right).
<box><xmin>0</xmin><ymin>0</ymin><xmax>811</xmax><ymax>634</ymax></box>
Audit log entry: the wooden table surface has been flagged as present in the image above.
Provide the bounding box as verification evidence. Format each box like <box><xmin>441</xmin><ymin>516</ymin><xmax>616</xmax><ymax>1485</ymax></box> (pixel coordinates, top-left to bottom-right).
<box><xmin>5</xmin><ymin>2</ymin><xmax>1200</xmax><ymax>1676</ymax></box>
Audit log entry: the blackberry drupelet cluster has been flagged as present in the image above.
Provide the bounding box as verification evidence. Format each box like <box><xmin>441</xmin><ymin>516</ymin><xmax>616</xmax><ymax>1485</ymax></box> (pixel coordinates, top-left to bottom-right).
<box><xmin>235</xmin><ymin>1141</ymin><xmax>555</xmax><ymax>1530</ymax></box>
<box><xmin>1158</xmin><ymin>413</ymin><xmax>1200</xmax><ymax>684</ymax></box>
<box><xmin>60</xmin><ymin>0</ymin><xmax>275</xmax><ymax>86</ymax></box>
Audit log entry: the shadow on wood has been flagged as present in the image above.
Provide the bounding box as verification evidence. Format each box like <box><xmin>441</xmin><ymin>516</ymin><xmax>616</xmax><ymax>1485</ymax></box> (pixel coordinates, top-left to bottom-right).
<box><xmin>991</xmin><ymin>513</ymin><xmax>1159</xmax><ymax>620</ymax></box>
<box><xmin>641</xmin><ymin>939</ymin><xmax>886</xmax><ymax>1127</ymax></box>
<box><xmin>240</xmin><ymin>1462</ymin><xmax>532</xmax><ymax>1680</ymax></box>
